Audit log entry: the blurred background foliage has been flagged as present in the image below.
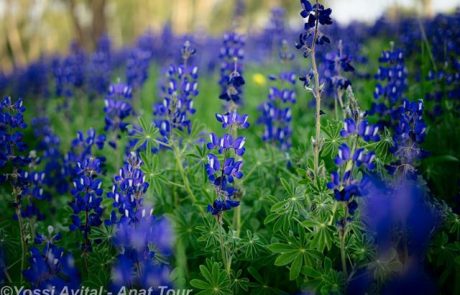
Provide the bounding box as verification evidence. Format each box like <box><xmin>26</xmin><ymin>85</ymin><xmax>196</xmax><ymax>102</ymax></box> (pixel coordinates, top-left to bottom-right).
<box><xmin>0</xmin><ymin>0</ymin><xmax>437</xmax><ymax>72</ymax></box>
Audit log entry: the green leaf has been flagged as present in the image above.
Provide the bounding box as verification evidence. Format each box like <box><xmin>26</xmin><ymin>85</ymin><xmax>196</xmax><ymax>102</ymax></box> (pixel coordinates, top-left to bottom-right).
<box><xmin>274</xmin><ymin>251</ymin><xmax>299</xmax><ymax>266</ymax></box>
<box><xmin>289</xmin><ymin>255</ymin><xmax>303</xmax><ymax>280</ymax></box>
<box><xmin>190</xmin><ymin>279</ymin><xmax>211</xmax><ymax>289</ymax></box>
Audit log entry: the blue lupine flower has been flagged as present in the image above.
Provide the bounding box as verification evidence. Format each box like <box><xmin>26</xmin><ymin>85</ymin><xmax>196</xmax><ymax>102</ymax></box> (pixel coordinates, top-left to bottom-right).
<box><xmin>340</xmin><ymin>118</ymin><xmax>380</xmax><ymax>142</ymax></box>
<box><xmin>24</xmin><ymin>227</ymin><xmax>80</xmax><ymax>291</ymax></box>
<box><xmin>326</xmin><ymin>41</ymin><xmax>355</xmax><ymax>93</ymax></box>
<box><xmin>87</xmin><ymin>35</ymin><xmax>112</xmax><ymax>94</ymax></box>
<box><xmin>258</xmin><ymin>40</ymin><xmax>297</xmax><ymax>151</ymax></box>
<box><xmin>369</xmin><ymin>47</ymin><xmax>407</xmax><ymax>122</ymax></box>
<box><xmin>110</xmin><ymin>208</ymin><xmax>172</xmax><ymax>290</ymax></box>
<box><xmin>126</xmin><ymin>47</ymin><xmax>151</xmax><ymax>90</ymax></box>
<box><xmin>106</xmin><ymin>152</ymin><xmax>149</xmax><ymax>225</ymax></box>
<box><xmin>335</xmin><ymin>143</ymin><xmax>351</xmax><ymax>165</ymax></box>
<box><xmin>216</xmin><ymin>111</ymin><xmax>249</xmax><ymax>129</ymax></box>
<box><xmin>327</xmin><ymin>113</ymin><xmax>379</xmax><ymax>218</ymax></box>
<box><xmin>219</xmin><ymin>71</ymin><xmax>246</xmax><ymax>104</ymax></box>
<box><xmin>0</xmin><ymin>96</ymin><xmax>27</xmax><ymax>168</ymax></box>
<box><xmin>67</xmin><ymin>129</ymin><xmax>106</xmax><ymax>252</ymax></box>
<box><xmin>296</xmin><ymin>0</ymin><xmax>333</xmax><ymax>54</ymax></box>
<box><xmin>206</xmin><ymin>133</ymin><xmax>246</xmax><ymax>156</ymax></box>
<box><xmin>153</xmin><ymin>41</ymin><xmax>198</xmax><ymax>144</ymax></box>
<box><xmin>218</xmin><ymin>32</ymin><xmax>245</xmax><ymax>105</ymax></box>
<box><xmin>387</xmin><ymin>99</ymin><xmax>427</xmax><ymax>175</ymax></box>
<box><xmin>104</xmin><ymin>82</ymin><xmax>133</xmax><ymax>148</ymax></box>
<box><xmin>32</xmin><ymin>118</ymin><xmax>68</xmax><ymax>194</ymax></box>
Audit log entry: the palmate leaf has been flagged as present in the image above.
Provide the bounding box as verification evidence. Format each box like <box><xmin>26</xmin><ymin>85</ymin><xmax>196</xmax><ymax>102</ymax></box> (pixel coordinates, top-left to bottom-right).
<box><xmin>190</xmin><ymin>259</ymin><xmax>232</xmax><ymax>295</ymax></box>
<box><xmin>247</xmin><ymin>266</ymin><xmax>290</xmax><ymax>295</ymax></box>
<box><xmin>264</xmin><ymin>179</ymin><xmax>307</xmax><ymax>232</ymax></box>
<box><xmin>241</xmin><ymin>230</ymin><xmax>266</xmax><ymax>260</ymax></box>
<box><xmin>267</xmin><ymin>234</ymin><xmax>320</xmax><ymax>280</ymax></box>
<box><xmin>302</xmin><ymin>257</ymin><xmax>345</xmax><ymax>295</ymax></box>
<box><xmin>321</xmin><ymin>120</ymin><xmax>344</xmax><ymax>158</ymax></box>
<box><xmin>300</xmin><ymin>217</ymin><xmax>335</xmax><ymax>252</ymax></box>
<box><xmin>196</xmin><ymin>217</ymin><xmax>221</xmax><ymax>251</ymax></box>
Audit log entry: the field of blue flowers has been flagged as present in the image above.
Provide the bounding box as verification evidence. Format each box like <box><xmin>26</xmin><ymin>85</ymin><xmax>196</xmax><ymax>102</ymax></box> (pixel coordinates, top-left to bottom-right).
<box><xmin>1</xmin><ymin>1</ymin><xmax>460</xmax><ymax>294</ymax></box>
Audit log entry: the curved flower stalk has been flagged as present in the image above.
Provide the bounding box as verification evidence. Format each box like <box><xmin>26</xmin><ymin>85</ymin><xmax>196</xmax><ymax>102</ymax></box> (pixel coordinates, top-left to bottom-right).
<box><xmin>258</xmin><ymin>40</ymin><xmax>296</xmax><ymax>151</ymax></box>
<box><xmin>110</xmin><ymin>208</ymin><xmax>173</xmax><ymax>291</ymax></box>
<box><xmin>24</xmin><ymin>226</ymin><xmax>80</xmax><ymax>291</ymax></box>
<box><xmin>296</xmin><ymin>0</ymin><xmax>333</xmax><ymax>178</ymax></box>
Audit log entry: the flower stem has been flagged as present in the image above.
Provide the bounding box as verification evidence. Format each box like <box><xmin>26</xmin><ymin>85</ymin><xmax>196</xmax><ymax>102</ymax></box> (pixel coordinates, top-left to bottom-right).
<box><xmin>233</xmin><ymin>206</ymin><xmax>241</xmax><ymax>238</ymax></box>
<box><xmin>175</xmin><ymin>236</ymin><xmax>188</xmax><ymax>287</ymax></box>
<box><xmin>172</xmin><ymin>144</ymin><xmax>203</xmax><ymax>213</ymax></box>
<box><xmin>311</xmin><ymin>0</ymin><xmax>322</xmax><ymax>178</ymax></box>
<box><xmin>339</xmin><ymin>202</ymin><xmax>348</xmax><ymax>275</ymax></box>
<box><xmin>15</xmin><ymin>200</ymin><xmax>26</xmax><ymax>284</ymax></box>
<box><xmin>218</xmin><ymin>222</ymin><xmax>232</xmax><ymax>276</ymax></box>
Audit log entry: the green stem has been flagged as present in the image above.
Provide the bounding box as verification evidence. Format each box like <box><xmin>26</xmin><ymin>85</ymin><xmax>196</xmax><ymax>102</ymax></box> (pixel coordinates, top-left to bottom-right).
<box><xmin>339</xmin><ymin>203</ymin><xmax>348</xmax><ymax>275</ymax></box>
<box><xmin>218</xmin><ymin>222</ymin><xmax>231</xmax><ymax>276</ymax></box>
<box><xmin>175</xmin><ymin>237</ymin><xmax>188</xmax><ymax>287</ymax></box>
<box><xmin>339</xmin><ymin>229</ymin><xmax>347</xmax><ymax>275</ymax></box>
<box><xmin>233</xmin><ymin>206</ymin><xmax>241</xmax><ymax>238</ymax></box>
<box><xmin>172</xmin><ymin>144</ymin><xmax>203</xmax><ymax>213</ymax></box>
<box><xmin>15</xmin><ymin>196</ymin><xmax>26</xmax><ymax>284</ymax></box>
<box><xmin>311</xmin><ymin>0</ymin><xmax>322</xmax><ymax>178</ymax></box>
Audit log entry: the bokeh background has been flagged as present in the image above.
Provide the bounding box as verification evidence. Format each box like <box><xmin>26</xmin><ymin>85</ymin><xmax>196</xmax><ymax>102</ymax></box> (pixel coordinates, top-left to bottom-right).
<box><xmin>0</xmin><ymin>0</ymin><xmax>458</xmax><ymax>72</ymax></box>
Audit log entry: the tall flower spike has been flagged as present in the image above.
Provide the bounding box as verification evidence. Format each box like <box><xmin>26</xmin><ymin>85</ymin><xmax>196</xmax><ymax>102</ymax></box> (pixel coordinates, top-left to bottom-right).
<box><xmin>106</xmin><ymin>152</ymin><xmax>149</xmax><ymax>225</ymax></box>
<box><xmin>104</xmin><ymin>82</ymin><xmax>133</xmax><ymax>148</ymax></box>
<box><xmin>67</xmin><ymin>129</ymin><xmax>106</xmax><ymax>252</ymax></box>
<box><xmin>218</xmin><ymin>32</ymin><xmax>245</xmax><ymax>105</ymax></box>
<box><xmin>153</xmin><ymin>40</ymin><xmax>198</xmax><ymax>145</ymax></box>
<box><xmin>258</xmin><ymin>39</ymin><xmax>297</xmax><ymax>151</ymax></box>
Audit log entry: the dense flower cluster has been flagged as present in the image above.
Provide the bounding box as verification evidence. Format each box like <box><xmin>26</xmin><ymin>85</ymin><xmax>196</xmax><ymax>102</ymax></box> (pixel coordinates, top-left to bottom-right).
<box><xmin>24</xmin><ymin>227</ymin><xmax>80</xmax><ymax>291</ymax></box>
<box><xmin>153</xmin><ymin>41</ymin><xmax>198</xmax><ymax>144</ymax></box>
<box><xmin>110</xmin><ymin>210</ymin><xmax>172</xmax><ymax>290</ymax></box>
<box><xmin>218</xmin><ymin>32</ymin><xmax>245</xmax><ymax>104</ymax></box>
<box><xmin>1</xmin><ymin>97</ymin><xmax>47</xmax><ymax>219</ymax></box>
<box><xmin>67</xmin><ymin>129</ymin><xmax>105</xmax><ymax>252</ymax></box>
<box><xmin>0</xmin><ymin>96</ymin><xmax>27</xmax><ymax>168</ymax></box>
<box><xmin>369</xmin><ymin>47</ymin><xmax>408</xmax><ymax>122</ymax></box>
<box><xmin>126</xmin><ymin>47</ymin><xmax>151</xmax><ymax>90</ymax></box>
<box><xmin>387</xmin><ymin>99</ymin><xmax>427</xmax><ymax>177</ymax></box>
<box><xmin>52</xmin><ymin>43</ymin><xmax>86</xmax><ymax>98</ymax></box>
<box><xmin>258</xmin><ymin>40</ymin><xmax>296</xmax><ymax>151</ymax></box>
<box><xmin>296</xmin><ymin>0</ymin><xmax>333</xmax><ymax>56</ymax></box>
<box><xmin>106</xmin><ymin>152</ymin><xmax>149</xmax><ymax>225</ymax></box>
<box><xmin>326</xmin><ymin>41</ymin><xmax>355</xmax><ymax>93</ymax></box>
<box><xmin>88</xmin><ymin>36</ymin><xmax>112</xmax><ymax>94</ymax></box>
<box><xmin>32</xmin><ymin>117</ymin><xmax>68</xmax><ymax>194</ymax></box>
<box><xmin>328</xmin><ymin>115</ymin><xmax>380</xmax><ymax>217</ymax></box>
<box><xmin>206</xmin><ymin>61</ymin><xmax>248</xmax><ymax>216</ymax></box>
<box><xmin>104</xmin><ymin>82</ymin><xmax>133</xmax><ymax>148</ymax></box>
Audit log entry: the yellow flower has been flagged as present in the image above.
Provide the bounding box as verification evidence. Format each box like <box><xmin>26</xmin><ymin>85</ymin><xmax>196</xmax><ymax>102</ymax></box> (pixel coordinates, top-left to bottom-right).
<box><xmin>252</xmin><ymin>73</ymin><xmax>267</xmax><ymax>86</ymax></box>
